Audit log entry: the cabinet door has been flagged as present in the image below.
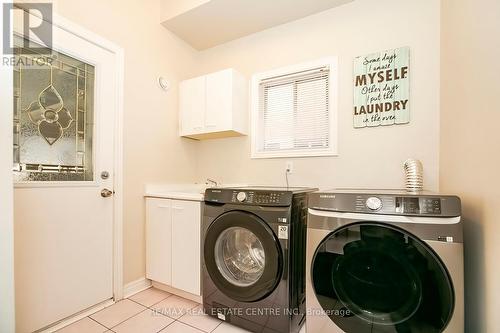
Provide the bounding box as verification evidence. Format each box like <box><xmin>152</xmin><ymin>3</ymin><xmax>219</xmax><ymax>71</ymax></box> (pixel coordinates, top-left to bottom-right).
<box><xmin>146</xmin><ymin>198</ymin><xmax>172</xmax><ymax>285</ymax></box>
<box><xmin>205</xmin><ymin>69</ymin><xmax>233</xmax><ymax>131</ymax></box>
<box><xmin>171</xmin><ymin>200</ymin><xmax>201</xmax><ymax>295</ymax></box>
<box><xmin>179</xmin><ymin>76</ymin><xmax>206</xmax><ymax>135</ymax></box>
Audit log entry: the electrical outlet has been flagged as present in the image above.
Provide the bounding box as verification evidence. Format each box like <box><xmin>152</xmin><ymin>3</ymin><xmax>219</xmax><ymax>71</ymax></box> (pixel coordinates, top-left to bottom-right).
<box><xmin>285</xmin><ymin>161</ymin><xmax>294</xmax><ymax>174</ymax></box>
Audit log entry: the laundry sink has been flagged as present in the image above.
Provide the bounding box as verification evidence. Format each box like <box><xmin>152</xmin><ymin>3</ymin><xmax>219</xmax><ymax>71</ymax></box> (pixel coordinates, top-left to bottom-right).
<box><xmin>144</xmin><ymin>184</ymin><xmax>208</xmax><ymax>201</ymax></box>
<box><xmin>144</xmin><ymin>183</ymin><xmax>245</xmax><ymax>201</ymax></box>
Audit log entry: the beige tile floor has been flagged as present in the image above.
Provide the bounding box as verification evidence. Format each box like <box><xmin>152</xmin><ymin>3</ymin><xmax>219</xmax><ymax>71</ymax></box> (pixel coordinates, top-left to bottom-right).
<box><xmin>56</xmin><ymin>287</ymin><xmax>252</xmax><ymax>333</ymax></box>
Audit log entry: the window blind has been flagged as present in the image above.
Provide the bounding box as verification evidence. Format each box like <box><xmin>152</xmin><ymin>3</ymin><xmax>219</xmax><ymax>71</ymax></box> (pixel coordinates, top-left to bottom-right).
<box><xmin>258</xmin><ymin>67</ymin><xmax>330</xmax><ymax>153</ymax></box>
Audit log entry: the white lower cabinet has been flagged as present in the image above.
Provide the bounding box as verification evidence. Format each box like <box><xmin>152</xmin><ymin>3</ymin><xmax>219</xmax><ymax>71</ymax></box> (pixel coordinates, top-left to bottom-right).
<box><xmin>171</xmin><ymin>200</ymin><xmax>201</xmax><ymax>295</ymax></box>
<box><xmin>146</xmin><ymin>197</ymin><xmax>201</xmax><ymax>296</ymax></box>
<box><xmin>146</xmin><ymin>198</ymin><xmax>172</xmax><ymax>285</ymax></box>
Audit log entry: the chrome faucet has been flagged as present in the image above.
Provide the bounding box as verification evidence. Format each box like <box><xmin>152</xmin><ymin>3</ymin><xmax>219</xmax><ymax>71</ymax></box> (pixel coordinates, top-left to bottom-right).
<box><xmin>206</xmin><ymin>178</ymin><xmax>219</xmax><ymax>187</ymax></box>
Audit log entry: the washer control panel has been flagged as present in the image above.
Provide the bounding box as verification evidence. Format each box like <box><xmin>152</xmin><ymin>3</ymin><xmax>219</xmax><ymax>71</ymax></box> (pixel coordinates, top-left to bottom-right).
<box><xmin>204</xmin><ymin>188</ymin><xmax>294</xmax><ymax>207</ymax></box>
<box><xmin>231</xmin><ymin>191</ymin><xmax>287</xmax><ymax>205</ymax></box>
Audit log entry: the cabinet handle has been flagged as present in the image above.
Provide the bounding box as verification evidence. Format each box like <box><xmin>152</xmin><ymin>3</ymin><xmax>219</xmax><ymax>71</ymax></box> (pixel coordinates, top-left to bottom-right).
<box><xmin>157</xmin><ymin>205</ymin><xmax>170</xmax><ymax>209</ymax></box>
<box><xmin>206</xmin><ymin>124</ymin><xmax>217</xmax><ymax>127</ymax></box>
<box><xmin>172</xmin><ymin>206</ymin><xmax>184</xmax><ymax>210</ymax></box>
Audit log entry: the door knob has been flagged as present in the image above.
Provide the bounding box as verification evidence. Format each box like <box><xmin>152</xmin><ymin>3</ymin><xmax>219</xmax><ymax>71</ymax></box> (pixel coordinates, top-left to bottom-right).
<box><xmin>101</xmin><ymin>189</ymin><xmax>114</xmax><ymax>198</ymax></box>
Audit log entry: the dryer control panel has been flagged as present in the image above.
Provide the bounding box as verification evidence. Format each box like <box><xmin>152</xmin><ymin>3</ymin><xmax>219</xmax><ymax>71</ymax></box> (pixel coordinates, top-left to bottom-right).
<box><xmin>395</xmin><ymin>196</ymin><xmax>442</xmax><ymax>215</ymax></box>
<box><xmin>309</xmin><ymin>191</ymin><xmax>461</xmax><ymax>217</ymax></box>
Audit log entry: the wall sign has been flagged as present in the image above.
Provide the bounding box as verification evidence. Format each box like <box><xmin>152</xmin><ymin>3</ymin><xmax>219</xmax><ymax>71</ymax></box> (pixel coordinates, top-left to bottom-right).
<box><xmin>353</xmin><ymin>47</ymin><xmax>410</xmax><ymax>128</ymax></box>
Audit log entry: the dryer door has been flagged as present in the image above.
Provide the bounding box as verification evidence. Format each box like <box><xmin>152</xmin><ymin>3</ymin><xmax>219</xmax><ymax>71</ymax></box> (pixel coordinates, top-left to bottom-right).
<box><xmin>311</xmin><ymin>222</ymin><xmax>454</xmax><ymax>333</ymax></box>
<box><xmin>204</xmin><ymin>210</ymin><xmax>283</xmax><ymax>302</ymax></box>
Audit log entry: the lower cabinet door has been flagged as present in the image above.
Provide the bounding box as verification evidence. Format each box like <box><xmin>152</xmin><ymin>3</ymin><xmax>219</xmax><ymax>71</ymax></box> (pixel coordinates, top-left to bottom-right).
<box><xmin>146</xmin><ymin>198</ymin><xmax>172</xmax><ymax>285</ymax></box>
<box><xmin>171</xmin><ymin>200</ymin><xmax>201</xmax><ymax>295</ymax></box>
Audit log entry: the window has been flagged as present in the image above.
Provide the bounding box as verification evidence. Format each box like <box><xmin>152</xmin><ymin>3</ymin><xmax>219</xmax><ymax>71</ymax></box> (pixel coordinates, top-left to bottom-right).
<box><xmin>251</xmin><ymin>58</ymin><xmax>338</xmax><ymax>158</ymax></box>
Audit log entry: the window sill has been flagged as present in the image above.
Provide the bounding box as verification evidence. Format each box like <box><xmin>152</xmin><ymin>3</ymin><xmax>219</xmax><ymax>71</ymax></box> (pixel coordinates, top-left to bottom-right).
<box><xmin>251</xmin><ymin>149</ymin><xmax>338</xmax><ymax>159</ymax></box>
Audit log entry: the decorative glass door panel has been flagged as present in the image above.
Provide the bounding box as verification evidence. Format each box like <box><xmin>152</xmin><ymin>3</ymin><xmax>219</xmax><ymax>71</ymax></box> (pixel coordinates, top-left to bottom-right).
<box><xmin>13</xmin><ymin>36</ymin><xmax>94</xmax><ymax>181</ymax></box>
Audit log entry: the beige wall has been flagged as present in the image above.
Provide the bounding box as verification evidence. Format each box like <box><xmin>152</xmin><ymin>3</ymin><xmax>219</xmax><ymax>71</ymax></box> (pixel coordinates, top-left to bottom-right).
<box><xmin>440</xmin><ymin>0</ymin><xmax>500</xmax><ymax>331</ymax></box>
<box><xmin>192</xmin><ymin>0</ymin><xmax>441</xmax><ymax>191</ymax></box>
<box><xmin>52</xmin><ymin>0</ymin><xmax>200</xmax><ymax>284</ymax></box>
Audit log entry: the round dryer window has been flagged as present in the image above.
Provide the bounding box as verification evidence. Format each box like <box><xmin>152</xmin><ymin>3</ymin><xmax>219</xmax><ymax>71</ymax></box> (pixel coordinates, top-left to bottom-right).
<box><xmin>311</xmin><ymin>222</ymin><xmax>454</xmax><ymax>333</ymax></box>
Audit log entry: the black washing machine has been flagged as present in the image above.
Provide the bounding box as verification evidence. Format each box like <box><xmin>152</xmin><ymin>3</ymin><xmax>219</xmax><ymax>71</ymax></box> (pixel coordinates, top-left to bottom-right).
<box><xmin>202</xmin><ymin>186</ymin><xmax>316</xmax><ymax>333</ymax></box>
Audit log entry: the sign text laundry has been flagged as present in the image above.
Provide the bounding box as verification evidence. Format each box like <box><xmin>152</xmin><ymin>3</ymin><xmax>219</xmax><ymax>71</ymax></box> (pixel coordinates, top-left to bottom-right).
<box><xmin>353</xmin><ymin>47</ymin><xmax>410</xmax><ymax>128</ymax></box>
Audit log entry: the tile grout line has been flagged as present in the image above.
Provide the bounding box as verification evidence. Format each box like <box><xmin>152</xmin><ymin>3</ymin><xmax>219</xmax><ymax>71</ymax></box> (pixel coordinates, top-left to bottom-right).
<box><xmin>162</xmin><ymin>303</ymin><xmax>200</xmax><ymax>322</ymax></box>
<box><xmin>210</xmin><ymin>320</ymin><xmax>223</xmax><ymax>332</ymax></box>
<box><xmin>146</xmin><ymin>293</ymin><xmax>174</xmax><ymax>309</ymax></box>
<box><xmin>157</xmin><ymin>317</ymin><xmax>177</xmax><ymax>333</ymax></box>
<box><xmin>110</xmin><ymin>307</ymin><xmax>149</xmax><ymax>330</ymax></box>
<box><xmin>163</xmin><ymin>296</ymin><xmax>223</xmax><ymax>332</ymax></box>
<box><xmin>122</xmin><ymin>294</ymin><xmax>202</xmax><ymax>330</ymax></box>
<box><xmin>154</xmin><ymin>300</ymin><xmax>207</xmax><ymax>332</ymax></box>
<box><xmin>99</xmin><ymin>290</ymin><xmax>215</xmax><ymax>333</ymax></box>
<box><xmin>97</xmin><ymin>305</ymin><xmax>149</xmax><ymax>330</ymax></box>
<box><xmin>174</xmin><ymin>317</ymin><xmax>219</xmax><ymax>333</ymax></box>
<box><xmin>87</xmin><ymin>316</ymin><xmax>112</xmax><ymax>331</ymax></box>
<box><xmin>126</xmin><ymin>297</ymin><xmax>154</xmax><ymax>308</ymax></box>
<box><xmin>175</xmin><ymin>306</ymin><xmax>224</xmax><ymax>333</ymax></box>
<box><xmin>130</xmin><ymin>293</ymin><xmax>175</xmax><ymax>310</ymax></box>
<box><xmin>108</xmin><ymin>304</ymin><xmax>178</xmax><ymax>333</ymax></box>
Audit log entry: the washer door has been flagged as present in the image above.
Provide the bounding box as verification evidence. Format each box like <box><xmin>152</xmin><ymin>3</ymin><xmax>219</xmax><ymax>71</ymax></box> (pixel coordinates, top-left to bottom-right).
<box><xmin>204</xmin><ymin>210</ymin><xmax>283</xmax><ymax>302</ymax></box>
<box><xmin>312</xmin><ymin>223</ymin><xmax>454</xmax><ymax>333</ymax></box>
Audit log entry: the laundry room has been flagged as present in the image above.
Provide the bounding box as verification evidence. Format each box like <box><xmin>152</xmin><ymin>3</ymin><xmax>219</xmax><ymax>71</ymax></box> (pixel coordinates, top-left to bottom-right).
<box><xmin>0</xmin><ymin>0</ymin><xmax>498</xmax><ymax>332</ymax></box>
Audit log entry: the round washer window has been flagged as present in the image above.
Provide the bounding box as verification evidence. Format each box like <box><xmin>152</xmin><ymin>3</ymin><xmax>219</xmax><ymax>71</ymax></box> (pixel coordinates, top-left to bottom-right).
<box><xmin>214</xmin><ymin>227</ymin><xmax>266</xmax><ymax>287</ymax></box>
<box><xmin>203</xmin><ymin>210</ymin><xmax>283</xmax><ymax>302</ymax></box>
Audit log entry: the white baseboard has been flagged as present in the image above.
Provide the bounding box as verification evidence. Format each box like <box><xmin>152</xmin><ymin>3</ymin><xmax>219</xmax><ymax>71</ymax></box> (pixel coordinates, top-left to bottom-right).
<box><xmin>123</xmin><ymin>277</ymin><xmax>152</xmax><ymax>298</ymax></box>
<box><xmin>152</xmin><ymin>281</ymin><xmax>202</xmax><ymax>304</ymax></box>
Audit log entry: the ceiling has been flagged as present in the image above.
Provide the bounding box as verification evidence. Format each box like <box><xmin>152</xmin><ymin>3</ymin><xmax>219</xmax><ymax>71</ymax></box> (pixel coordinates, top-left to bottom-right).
<box><xmin>161</xmin><ymin>0</ymin><xmax>354</xmax><ymax>50</ymax></box>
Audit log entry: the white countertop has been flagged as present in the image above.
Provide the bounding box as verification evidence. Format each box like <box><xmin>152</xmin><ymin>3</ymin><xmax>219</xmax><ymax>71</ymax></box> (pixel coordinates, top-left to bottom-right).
<box><xmin>144</xmin><ymin>183</ymin><xmax>247</xmax><ymax>201</ymax></box>
<box><xmin>144</xmin><ymin>184</ymin><xmax>207</xmax><ymax>201</ymax></box>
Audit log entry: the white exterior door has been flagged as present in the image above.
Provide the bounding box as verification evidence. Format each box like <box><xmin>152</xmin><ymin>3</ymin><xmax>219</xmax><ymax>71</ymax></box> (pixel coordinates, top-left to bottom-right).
<box><xmin>0</xmin><ymin>0</ymin><xmax>15</xmax><ymax>331</ymax></box>
<box><xmin>12</xmin><ymin>12</ymin><xmax>119</xmax><ymax>333</ymax></box>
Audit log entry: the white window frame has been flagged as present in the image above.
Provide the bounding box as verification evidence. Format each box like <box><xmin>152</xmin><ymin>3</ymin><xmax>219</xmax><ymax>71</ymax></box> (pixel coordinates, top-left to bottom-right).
<box><xmin>250</xmin><ymin>57</ymin><xmax>338</xmax><ymax>159</ymax></box>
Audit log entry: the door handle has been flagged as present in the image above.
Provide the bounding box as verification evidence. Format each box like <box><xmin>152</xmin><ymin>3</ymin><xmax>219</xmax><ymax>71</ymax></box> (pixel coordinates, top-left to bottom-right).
<box><xmin>101</xmin><ymin>188</ymin><xmax>114</xmax><ymax>198</ymax></box>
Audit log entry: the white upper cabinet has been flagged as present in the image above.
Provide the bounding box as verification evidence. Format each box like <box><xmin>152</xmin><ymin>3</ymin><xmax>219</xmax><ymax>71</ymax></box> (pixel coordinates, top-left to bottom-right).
<box><xmin>179</xmin><ymin>75</ymin><xmax>206</xmax><ymax>135</ymax></box>
<box><xmin>179</xmin><ymin>68</ymin><xmax>247</xmax><ymax>140</ymax></box>
<box><xmin>205</xmin><ymin>69</ymin><xmax>232</xmax><ymax>131</ymax></box>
